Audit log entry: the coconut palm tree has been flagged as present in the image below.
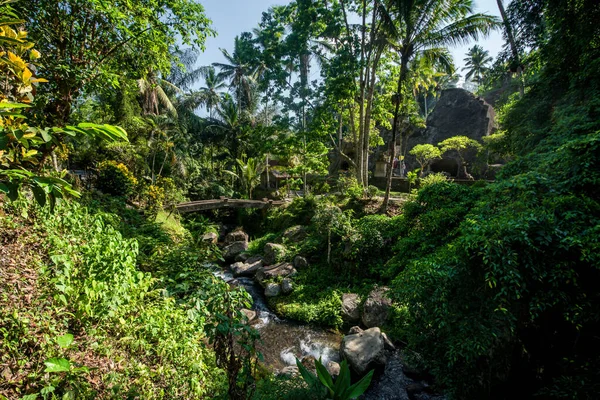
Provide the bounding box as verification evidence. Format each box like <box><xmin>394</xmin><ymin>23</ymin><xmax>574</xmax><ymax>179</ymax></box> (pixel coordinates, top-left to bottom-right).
<box><xmin>195</xmin><ymin>66</ymin><xmax>227</xmax><ymax>118</ymax></box>
<box><xmin>137</xmin><ymin>70</ymin><xmax>180</xmax><ymax>117</ymax></box>
<box><xmin>462</xmin><ymin>44</ymin><xmax>493</xmax><ymax>85</ymax></box>
<box><xmin>213</xmin><ymin>37</ymin><xmax>262</xmax><ymax>114</ymax></box>
<box><xmin>380</xmin><ymin>0</ymin><xmax>499</xmax><ymax>211</ymax></box>
<box><xmin>224</xmin><ymin>157</ymin><xmax>266</xmax><ymax>199</ymax></box>
<box><xmin>207</xmin><ymin>94</ymin><xmax>242</xmax><ymax>161</ymax></box>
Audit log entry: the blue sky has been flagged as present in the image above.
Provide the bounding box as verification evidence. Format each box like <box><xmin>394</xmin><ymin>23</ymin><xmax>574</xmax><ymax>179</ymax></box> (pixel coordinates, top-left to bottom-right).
<box><xmin>198</xmin><ymin>0</ymin><xmax>506</xmax><ymax>83</ymax></box>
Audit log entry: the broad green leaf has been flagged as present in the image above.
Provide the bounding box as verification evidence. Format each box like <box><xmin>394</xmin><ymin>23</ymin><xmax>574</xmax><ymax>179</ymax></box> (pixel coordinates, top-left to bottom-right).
<box><xmin>56</xmin><ymin>333</ymin><xmax>74</xmax><ymax>349</ymax></box>
<box><xmin>315</xmin><ymin>357</ymin><xmax>334</xmax><ymax>390</ymax></box>
<box><xmin>44</xmin><ymin>357</ymin><xmax>71</xmax><ymax>373</ymax></box>
<box><xmin>296</xmin><ymin>358</ymin><xmax>318</xmax><ymax>387</ymax></box>
<box><xmin>0</xmin><ymin>102</ymin><xmax>31</xmax><ymax>109</ymax></box>
<box><xmin>333</xmin><ymin>359</ymin><xmax>351</xmax><ymax>395</ymax></box>
<box><xmin>343</xmin><ymin>369</ymin><xmax>374</xmax><ymax>399</ymax></box>
<box><xmin>31</xmin><ymin>184</ymin><xmax>46</xmax><ymax>207</ymax></box>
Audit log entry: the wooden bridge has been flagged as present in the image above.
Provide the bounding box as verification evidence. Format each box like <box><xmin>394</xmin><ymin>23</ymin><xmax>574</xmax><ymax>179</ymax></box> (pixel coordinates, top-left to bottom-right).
<box><xmin>176</xmin><ymin>197</ymin><xmax>286</xmax><ymax>213</ymax></box>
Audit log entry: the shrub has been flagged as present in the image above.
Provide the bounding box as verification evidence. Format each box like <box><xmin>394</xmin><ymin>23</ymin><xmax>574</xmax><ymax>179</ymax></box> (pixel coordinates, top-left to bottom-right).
<box><xmin>336</xmin><ymin>175</ymin><xmax>364</xmax><ymax>199</ymax></box>
<box><xmin>145</xmin><ymin>184</ymin><xmax>165</xmax><ymax>218</ymax></box>
<box><xmin>366</xmin><ymin>185</ymin><xmax>379</xmax><ymax>199</ymax></box>
<box><xmin>96</xmin><ymin>160</ymin><xmax>137</xmax><ymax>197</ymax></box>
<box><xmin>419</xmin><ymin>172</ymin><xmax>449</xmax><ymax>188</ymax></box>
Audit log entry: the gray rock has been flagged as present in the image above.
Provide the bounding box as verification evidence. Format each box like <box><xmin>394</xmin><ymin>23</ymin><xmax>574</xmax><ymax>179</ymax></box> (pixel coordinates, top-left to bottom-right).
<box><xmin>279</xmin><ymin>366</ymin><xmax>299</xmax><ymax>377</ymax></box>
<box><xmin>235</xmin><ymin>252</ymin><xmax>250</xmax><ymax>262</ymax></box>
<box><xmin>341</xmin><ymin>293</ymin><xmax>361</xmax><ymax>323</ymax></box>
<box><xmin>348</xmin><ymin>326</ymin><xmax>363</xmax><ymax>335</ymax></box>
<box><xmin>340</xmin><ymin>327</ymin><xmax>387</xmax><ymax>375</ymax></box>
<box><xmin>281</xmin><ymin>278</ymin><xmax>293</xmax><ymax>294</ymax></box>
<box><xmin>283</xmin><ymin>225</ymin><xmax>307</xmax><ymax>242</ymax></box>
<box><xmin>326</xmin><ymin>361</ymin><xmax>340</xmax><ymax>377</ymax></box>
<box><xmin>230</xmin><ymin>257</ymin><xmax>263</xmax><ymax>277</ymax></box>
<box><xmin>405</xmin><ymin>88</ymin><xmax>496</xmax><ymax>178</ymax></box>
<box><xmin>223</xmin><ymin>241</ymin><xmax>248</xmax><ymax>261</ymax></box>
<box><xmin>293</xmin><ymin>255</ymin><xmax>308</xmax><ymax>269</ymax></box>
<box><xmin>202</xmin><ymin>232</ymin><xmax>218</xmax><ymax>244</ymax></box>
<box><xmin>362</xmin><ymin>287</ymin><xmax>392</xmax><ymax>328</ymax></box>
<box><xmin>255</xmin><ymin>262</ymin><xmax>297</xmax><ymax>286</ymax></box>
<box><xmin>225</xmin><ymin>230</ymin><xmax>248</xmax><ymax>244</ymax></box>
<box><xmin>241</xmin><ymin>308</ymin><xmax>257</xmax><ymax>323</ymax></box>
<box><xmin>265</xmin><ymin>283</ymin><xmax>281</xmax><ymax>297</ymax></box>
<box><xmin>264</xmin><ymin>243</ymin><xmax>286</xmax><ymax>265</ymax></box>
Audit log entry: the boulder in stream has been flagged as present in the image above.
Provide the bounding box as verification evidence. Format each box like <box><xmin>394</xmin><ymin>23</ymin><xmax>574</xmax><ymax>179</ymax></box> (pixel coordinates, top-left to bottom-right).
<box><xmin>340</xmin><ymin>327</ymin><xmax>387</xmax><ymax>375</ymax></box>
<box><xmin>362</xmin><ymin>287</ymin><xmax>392</xmax><ymax>328</ymax></box>
<box><xmin>283</xmin><ymin>225</ymin><xmax>308</xmax><ymax>242</ymax></box>
<box><xmin>225</xmin><ymin>230</ymin><xmax>248</xmax><ymax>244</ymax></box>
<box><xmin>241</xmin><ymin>308</ymin><xmax>257</xmax><ymax>323</ymax></box>
<box><xmin>265</xmin><ymin>283</ymin><xmax>282</xmax><ymax>297</ymax></box>
<box><xmin>264</xmin><ymin>243</ymin><xmax>286</xmax><ymax>265</ymax></box>
<box><xmin>230</xmin><ymin>256</ymin><xmax>263</xmax><ymax>277</ymax></box>
<box><xmin>235</xmin><ymin>252</ymin><xmax>250</xmax><ymax>262</ymax></box>
<box><xmin>279</xmin><ymin>366</ymin><xmax>299</xmax><ymax>377</ymax></box>
<box><xmin>281</xmin><ymin>278</ymin><xmax>293</xmax><ymax>294</ymax></box>
<box><xmin>293</xmin><ymin>255</ymin><xmax>308</xmax><ymax>269</ymax></box>
<box><xmin>255</xmin><ymin>262</ymin><xmax>297</xmax><ymax>286</ymax></box>
<box><xmin>341</xmin><ymin>293</ymin><xmax>361</xmax><ymax>324</ymax></box>
<box><xmin>326</xmin><ymin>361</ymin><xmax>341</xmax><ymax>377</ymax></box>
<box><xmin>223</xmin><ymin>241</ymin><xmax>248</xmax><ymax>261</ymax></box>
<box><xmin>202</xmin><ymin>232</ymin><xmax>218</xmax><ymax>244</ymax></box>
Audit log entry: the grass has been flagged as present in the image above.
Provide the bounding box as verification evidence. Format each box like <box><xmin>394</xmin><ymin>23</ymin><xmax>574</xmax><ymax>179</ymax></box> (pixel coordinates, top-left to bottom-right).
<box><xmin>155</xmin><ymin>210</ymin><xmax>187</xmax><ymax>237</ymax></box>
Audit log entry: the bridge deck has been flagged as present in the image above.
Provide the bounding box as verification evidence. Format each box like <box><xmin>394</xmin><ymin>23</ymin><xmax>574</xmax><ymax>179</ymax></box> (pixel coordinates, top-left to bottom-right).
<box><xmin>176</xmin><ymin>198</ymin><xmax>286</xmax><ymax>213</ymax></box>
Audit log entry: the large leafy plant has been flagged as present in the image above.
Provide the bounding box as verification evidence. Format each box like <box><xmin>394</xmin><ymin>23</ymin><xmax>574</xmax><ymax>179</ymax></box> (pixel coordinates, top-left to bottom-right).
<box><xmin>0</xmin><ymin>1</ymin><xmax>128</xmax><ymax>208</ymax></box>
<box><xmin>296</xmin><ymin>357</ymin><xmax>373</xmax><ymax>400</ymax></box>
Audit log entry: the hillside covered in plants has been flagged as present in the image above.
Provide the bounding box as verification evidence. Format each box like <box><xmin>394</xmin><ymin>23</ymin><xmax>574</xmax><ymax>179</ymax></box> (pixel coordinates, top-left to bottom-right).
<box><xmin>1</xmin><ymin>0</ymin><xmax>599</xmax><ymax>399</ymax></box>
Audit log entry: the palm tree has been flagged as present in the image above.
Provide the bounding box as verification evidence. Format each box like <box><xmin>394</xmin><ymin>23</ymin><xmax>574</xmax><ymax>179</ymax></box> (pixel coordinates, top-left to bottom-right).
<box><xmin>462</xmin><ymin>45</ymin><xmax>493</xmax><ymax>85</ymax></box>
<box><xmin>213</xmin><ymin>37</ymin><xmax>262</xmax><ymax>114</ymax></box>
<box><xmin>225</xmin><ymin>157</ymin><xmax>266</xmax><ymax>199</ymax></box>
<box><xmin>380</xmin><ymin>0</ymin><xmax>499</xmax><ymax>211</ymax></box>
<box><xmin>196</xmin><ymin>66</ymin><xmax>227</xmax><ymax>118</ymax></box>
<box><xmin>208</xmin><ymin>94</ymin><xmax>242</xmax><ymax>160</ymax></box>
<box><xmin>137</xmin><ymin>70</ymin><xmax>180</xmax><ymax>116</ymax></box>
<box><xmin>496</xmin><ymin>0</ymin><xmax>524</xmax><ymax>96</ymax></box>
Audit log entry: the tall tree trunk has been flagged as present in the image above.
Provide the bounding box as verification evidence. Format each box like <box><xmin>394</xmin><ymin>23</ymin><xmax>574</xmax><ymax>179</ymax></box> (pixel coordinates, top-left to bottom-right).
<box><xmin>356</xmin><ymin>0</ymin><xmax>367</xmax><ymax>186</ymax></box>
<box><xmin>382</xmin><ymin>52</ymin><xmax>409</xmax><ymax>212</ymax></box>
<box><xmin>496</xmin><ymin>0</ymin><xmax>524</xmax><ymax>96</ymax></box>
<box><xmin>266</xmin><ymin>153</ymin><xmax>270</xmax><ymax>191</ymax></box>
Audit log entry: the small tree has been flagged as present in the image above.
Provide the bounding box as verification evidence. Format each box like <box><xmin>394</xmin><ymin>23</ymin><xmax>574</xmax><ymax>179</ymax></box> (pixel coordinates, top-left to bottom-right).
<box><xmin>312</xmin><ymin>203</ymin><xmax>353</xmax><ymax>265</ymax></box>
<box><xmin>438</xmin><ymin>136</ymin><xmax>482</xmax><ymax>179</ymax></box>
<box><xmin>225</xmin><ymin>157</ymin><xmax>265</xmax><ymax>199</ymax></box>
<box><xmin>409</xmin><ymin>144</ymin><xmax>442</xmax><ymax>177</ymax></box>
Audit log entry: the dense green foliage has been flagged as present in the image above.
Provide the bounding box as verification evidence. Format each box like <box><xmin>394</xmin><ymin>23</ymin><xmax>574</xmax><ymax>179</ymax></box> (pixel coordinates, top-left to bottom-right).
<box><xmin>0</xmin><ymin>199</ymin><xmax>226</xmax><ymax>398</ymax></box>
<box><xmin>2</xmin><ymin>0</ymin><xmax>600</xmax><ymax>399</ymax></box>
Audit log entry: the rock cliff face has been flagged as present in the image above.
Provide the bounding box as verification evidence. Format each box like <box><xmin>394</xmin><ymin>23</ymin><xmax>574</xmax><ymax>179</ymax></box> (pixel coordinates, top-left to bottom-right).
<box><xmin>406</xmin><ymin>89</ymin><xmax>496</xmax><ymax>177</ymax></box>
<box><xmin>406</xmin><ymin>88</ymin><xmax>496</xmax><ymax>177</ymax></box>
<box><xmin>368</xmin><ymin>88</ymin><xmax>496</xmax><ymax>179</ymax></box>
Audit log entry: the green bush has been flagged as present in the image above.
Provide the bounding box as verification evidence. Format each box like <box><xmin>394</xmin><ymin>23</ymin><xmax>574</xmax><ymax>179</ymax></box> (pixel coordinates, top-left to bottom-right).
<box><xmin>96</xmin><ymin>160</ymin><xmax>138</xmax><ymax>197</ymax></box>
<box><xmin>336</xmin><ymin>175</ymin><xmax>364</xmax><ymax>199</ymax></box>
<box><xmin>8</xmin><ymin>201</ymin><xmax>228</xmax><ymax>398</ymax></box>
<box><xmin>266</xmin><ymin>196</ymin><xmax>318</xmax><ymax>232</ymax></box>
<box><xmin>270</xmin><ymin>285</ymin><xmax>343</xmax><ymax>328</ymax></box>
<box><xmin>345</xmin><ymin>214</ymin><xmax>401</xmax><ymax>277</ymax></box>
<box><xmin>419</xmin><ymin>172</ymin><xmax>449</xmax><ymax>188</ymax></box>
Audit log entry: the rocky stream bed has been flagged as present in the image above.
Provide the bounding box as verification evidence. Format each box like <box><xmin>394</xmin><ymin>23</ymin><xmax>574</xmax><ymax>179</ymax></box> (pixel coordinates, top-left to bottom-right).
<box><xmin>207</xmin><ymin>228</ymin><xmax>447</xmax><ymax>400</ymax></box>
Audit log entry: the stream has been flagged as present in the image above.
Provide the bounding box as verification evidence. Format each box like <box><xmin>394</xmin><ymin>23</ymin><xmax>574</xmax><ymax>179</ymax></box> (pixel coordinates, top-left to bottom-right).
<box><xmin>211</xmin><ymin>266</ymin><xmax>342</xmax><ymax>372</ymax></box>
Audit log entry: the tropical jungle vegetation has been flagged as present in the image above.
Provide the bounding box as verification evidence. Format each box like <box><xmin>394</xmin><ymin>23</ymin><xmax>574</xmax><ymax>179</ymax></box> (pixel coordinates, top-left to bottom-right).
<box><xmin>1</xmin><ymin>0</ymin><xmax>599</xmax><ymax>399</ymax></box>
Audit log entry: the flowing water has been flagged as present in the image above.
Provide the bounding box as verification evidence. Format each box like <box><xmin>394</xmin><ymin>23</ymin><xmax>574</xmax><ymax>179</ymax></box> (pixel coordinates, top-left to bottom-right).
<box><xmin>211</xmin><ymin>266</ymin><xmax>342</xmax><ymax>371</ymax></box>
